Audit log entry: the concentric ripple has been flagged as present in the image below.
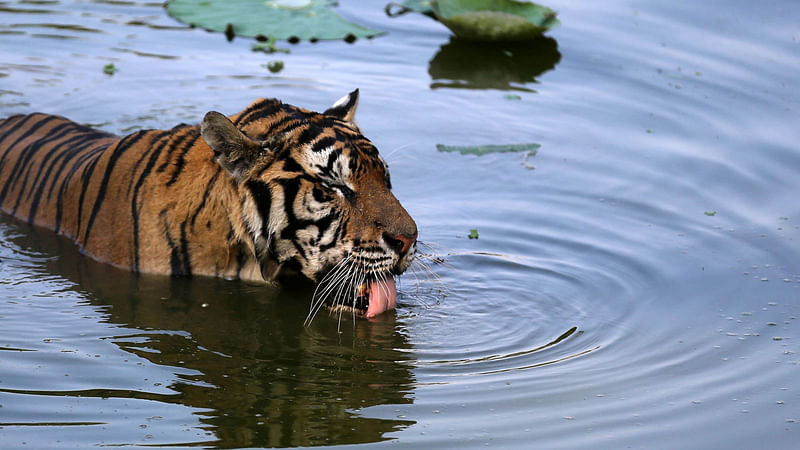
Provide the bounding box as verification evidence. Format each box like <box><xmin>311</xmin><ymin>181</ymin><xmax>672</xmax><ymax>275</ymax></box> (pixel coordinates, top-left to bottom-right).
<box><xmin>2</xmin><ymin>0</ymin><xmax>800</xmax><ymax>448</ymax></box>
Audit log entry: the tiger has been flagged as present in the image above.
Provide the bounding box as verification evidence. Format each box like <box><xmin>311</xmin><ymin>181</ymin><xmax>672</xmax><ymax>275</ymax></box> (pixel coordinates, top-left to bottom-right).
<box><xmin>0</xmin><ymin>90</ymin><xmax>418</xmax><ymax>320</ymax></box>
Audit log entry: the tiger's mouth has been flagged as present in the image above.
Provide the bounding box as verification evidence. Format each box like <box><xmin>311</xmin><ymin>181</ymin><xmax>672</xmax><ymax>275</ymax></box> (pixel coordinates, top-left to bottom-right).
<box><xmin>326</xmin><ymin>277</ymin><xmax>397</xmax><ymax>319</ymax></box>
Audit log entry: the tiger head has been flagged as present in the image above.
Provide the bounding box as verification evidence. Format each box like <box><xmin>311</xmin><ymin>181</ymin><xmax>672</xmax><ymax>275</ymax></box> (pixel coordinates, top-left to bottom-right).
<box><xmin>200</xmin><ymin>90</ymin><xmax>417</xmax><ymax>319</ymax></box>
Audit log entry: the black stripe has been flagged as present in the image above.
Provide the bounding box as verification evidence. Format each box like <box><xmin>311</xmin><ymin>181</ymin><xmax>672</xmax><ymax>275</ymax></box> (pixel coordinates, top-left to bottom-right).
<box><xmin>0</xmin><ymin>114</ymin><xmax>26</xmax><ymax>146</ymax></box>
<box><xmin>165</xmin><ymin>132</ymin><xmax>199</xmax><ymax>186</ymax></box>
<box><xmin>313</xmin><ymin>213</ymin><xmax>334</xmax><ymax>241</ymax></box>
<box><xmin>163</xmin><ymin>214</ymin><xmax>192</xmax><ymax>277</ymax></box>
<box><xmin>190</xmin><ymin>167</ymin><xmax>220</xmax><ymax>229</ymax></box>
<box><xmin>179</xmin><ymin>221</ymin><xmax>192</xmax><ymax>276</ymax></box>
<box><xmin>276</xmin><ymin>179</ymin><xmax>307</xmax><ymax>261</ymax></box>
<box><xmin>271</xmin><ymin>121</ymin><xmax>306</xmax><ymax>140</ymax></box>
<box><xmin>298</xmin><ymin>124</ymin><xmax>319</xmax><ymax>147</ymax></box>
<box><xmin>282</xmin><ymin>156</ymin><xmax>304</xmax><ymax>173</ymax></box>
<box><xmin>235</xmin><ymin>242</ymin><xmax>246</xmax><ymax>278</ymax></box>
<box><xmin>45</xmin><ymin>133</ymin><xmax>109</xmax><ymax>202</ymax></box>
<box><xmin>128</xmin><ymin>129</ymin><xmax>172</xmax><ymax>194</ymax></box>
<box><xmin>54</xmin><ymin>144</ymin><xmax>107</xmax><ymax>233</ymax></box>
<box><xmin>245</xmin><ymin>179</ymin><xmax>272</xmax><ymax>243</ymax></box>
<box><xmin>155</xmin><ymin>129</ymin><xmax>193</xmax><ymax>173</ymax></box>
<box><xmin>278</xmin><ymin>178</ymin><xmax>300</xmax><ymax>239</ymax></box>
<box><xmin>0</xmin><ymin>121</ymin><xmax>74</xmax><ymax>206</ymax></box>
<box><xmin>160</xmin><ymin>208</ymin><xmax>182</xmax><ymax>276</ymax></box>
<box><xmin>0</xmin><ymin>117</ymin><xmax>66</xmax><ymax>203</ymax></box>
<box><xmin>130</xmin><ymin>131</ymin><xmax>172</xmax><ymax>272</ymax></box>
<box><xmin>14</xmin><ymin>127</ymin><xmax>87</xmax><ymax>223</ymax></box>
<box><xmin>0</xmin><ymin>115</ymin><xmax>39</xmax><ymax>178</ymax></box>
<box><xmin>0</xmin><ymin>113</ymin><xmax>52</xmax><ymax>150</ymax></box>
<box><xmin>322</xmin><ymin>148</ymin><xmax>342</xmax><ymax>174</ymax></box>
<box><xmin>311</xmin><ymin>136</ymin><xmax>336</xmax><ymax>153</ymax></box>
<box><xmin>319</xmin><ymin>218</ymin><xmax>346</xmax><ymax>252</ymax></box>
<box><xmin>10</xmin><ymin>123</ymin><xmax>81</xmax><ymax>217</ymax></box>
<box><xmin>0</xmin><ymin>114</ymin><xmax>24</xmax><ymax>130</ymax></box>
<box><xmin>74</xmin><ymin>152</ymin><xmax>103</xmax><ymax>235</ymax></box>
<box><xmin>232</xmin><ymin>99</ymin><xmax>270</xmax><ymax>126</ymax></box>
<box><xmin>233</xmin><ymin>99</ymin><xmax>281</xmax><ymax>126</ymax></box>
<box><xmin>26</xmin><ymin>131</ymin><xmax>102</xmax><ymax>223</ymax></box>
<box><xmin>260</xmin><ymin>113</ymin><xmax>303</xmax><ymax>134</ymax></box>
<box><xmin>81</xmin><ymin>130</ymin><xmax>148</xmax><ymax>245</ymax></box>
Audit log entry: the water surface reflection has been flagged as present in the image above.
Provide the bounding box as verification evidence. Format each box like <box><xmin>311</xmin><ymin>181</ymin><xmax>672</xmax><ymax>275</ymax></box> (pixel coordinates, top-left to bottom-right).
<box><xmin>429</xmin><ymin>37</ymin><xmax>561</xmax><ymax>90</ymax></box>
<box><xmin>3</xmin><ymin>218</ymin><xmax>416</xmax><ymax>447</ymax></box>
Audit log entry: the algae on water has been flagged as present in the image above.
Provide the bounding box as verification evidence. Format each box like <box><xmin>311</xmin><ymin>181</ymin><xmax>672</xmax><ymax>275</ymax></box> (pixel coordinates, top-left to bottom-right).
<box><xmin>436</xmin><ymin>142</ymin><xmax>540</xmax><ymax>156</ymax></box>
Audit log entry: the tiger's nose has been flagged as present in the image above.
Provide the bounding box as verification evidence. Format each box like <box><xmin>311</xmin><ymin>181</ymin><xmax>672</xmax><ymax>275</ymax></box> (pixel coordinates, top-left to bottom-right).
<box><xmin>383</xmin><ymin>232</ymin><xmax>417</xmax><ymax>256</ymax></box>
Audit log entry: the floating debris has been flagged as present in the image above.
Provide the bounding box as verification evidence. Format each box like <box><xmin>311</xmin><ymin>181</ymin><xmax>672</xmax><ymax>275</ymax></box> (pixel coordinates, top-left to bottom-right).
<box><xmin>436</xmin><ymin>142</ymin><xmax>540</xmax><ymax>156</ymax></box>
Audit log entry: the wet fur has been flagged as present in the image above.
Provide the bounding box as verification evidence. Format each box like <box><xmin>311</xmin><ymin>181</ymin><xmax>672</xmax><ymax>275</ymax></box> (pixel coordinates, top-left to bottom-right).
<box><xmin>0</xmin><ymin>92</ymin><xmax>418</xmax><ymax>302</ymax></box>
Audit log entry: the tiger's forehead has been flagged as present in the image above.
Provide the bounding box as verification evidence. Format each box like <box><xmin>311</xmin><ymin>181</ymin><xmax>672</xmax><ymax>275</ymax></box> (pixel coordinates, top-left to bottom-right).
<box><xmin>293</xmin><ymin>122</ymin><xmax>387</xmax><ymax>184</ymax></box>
<box><xmin>235</xmin><ymin>99</ymin><xmax>388</xmax><ymax>183</ymax></box>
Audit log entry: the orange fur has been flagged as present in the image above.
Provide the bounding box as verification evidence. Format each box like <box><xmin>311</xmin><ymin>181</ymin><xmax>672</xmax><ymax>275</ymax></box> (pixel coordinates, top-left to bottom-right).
<box><xmin>0</xmin><ymin>93</ymin><xmax>417</xmax><ymax>294</ymax></box>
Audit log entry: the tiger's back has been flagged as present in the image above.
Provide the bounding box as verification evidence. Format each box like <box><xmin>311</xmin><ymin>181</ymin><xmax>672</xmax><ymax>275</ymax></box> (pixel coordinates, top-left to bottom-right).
<box><xmin>0</xmin><ymin>112</ymin><xmax>249</xmax><ymax>279</ymax></box>
<box><xmin>0</xmin><ymin>113</ymin><xmax>116</xmax><ymax>231</ymax></box>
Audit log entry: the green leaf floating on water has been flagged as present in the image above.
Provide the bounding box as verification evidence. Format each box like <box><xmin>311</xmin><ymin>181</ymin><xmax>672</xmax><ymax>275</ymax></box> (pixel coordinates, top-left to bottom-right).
<box><xmin>265</xmin><ymin>60</ymin><xmax>284</xmax><ymax>73</ymax></box>
<box><xmin>386</xmin><ymin>0</ymin><xmax>559</xmax><ymax>41</ymax></box>
<box><xmin>166</xmin><ymin>0</ymin><xmax>383</xmax><ymax>42</ymax></box>
<box><xmin>436</xmin><ymin>142</ymin><xmax>540</xmax><ymax>156</ymax></box>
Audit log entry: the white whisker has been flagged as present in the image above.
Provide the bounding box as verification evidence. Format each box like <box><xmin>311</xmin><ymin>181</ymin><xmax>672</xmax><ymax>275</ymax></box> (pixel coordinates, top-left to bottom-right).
<box><xmin>305</xmin><ymin>237</ymin><xmax>450</xmax><ymax>327</ymax></box>
<box><xmin>382</xmin><ymin>141</ymin><xmax>419</xmax><ymax>164</ymax></box>
<box><xmin>306</xmin><ymin>255</ymin><xmax>354</xmax><ymax>325</ymax></box>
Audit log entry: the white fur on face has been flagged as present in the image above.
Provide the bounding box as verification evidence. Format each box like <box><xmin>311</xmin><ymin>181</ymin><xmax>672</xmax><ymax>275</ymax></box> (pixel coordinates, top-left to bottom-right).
<box><xmin>302</xmin><ymin>144</ymin><xmax>354</xmax><ymax>191</ymax></box>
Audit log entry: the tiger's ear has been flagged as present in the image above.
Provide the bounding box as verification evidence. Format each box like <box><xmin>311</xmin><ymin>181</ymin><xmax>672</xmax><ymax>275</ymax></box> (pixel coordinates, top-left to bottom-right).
<box><xmin>201</xmin><ymin>111</ymin><xmax>266</xmax><ymax>181</ymax></box>
<box><xmin>323</xmin><ymin>89</ymin><xmax>359</xmax><ymax>123</ymax></box>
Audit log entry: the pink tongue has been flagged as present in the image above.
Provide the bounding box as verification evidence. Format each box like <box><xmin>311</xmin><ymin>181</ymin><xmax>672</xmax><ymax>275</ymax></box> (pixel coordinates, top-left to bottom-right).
<box><xmin>366</xmin><ymin>278</ymin><xmax>397</xmax><ymax>318</ymax></box>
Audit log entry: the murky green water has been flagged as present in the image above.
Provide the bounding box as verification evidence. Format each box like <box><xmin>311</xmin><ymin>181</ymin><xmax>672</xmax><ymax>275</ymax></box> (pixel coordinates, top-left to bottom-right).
<box><xmin>1</xmin><ymin>0</ymin><xmax>799</xmax><ymax>448</ymax></box>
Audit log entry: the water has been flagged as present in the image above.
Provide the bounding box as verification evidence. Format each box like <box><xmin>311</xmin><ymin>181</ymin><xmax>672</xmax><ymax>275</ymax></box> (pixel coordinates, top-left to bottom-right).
<box><xmin>1</xmin><ymin>0</ymin><xmax>799</xmax><ymax>448</ymax></box>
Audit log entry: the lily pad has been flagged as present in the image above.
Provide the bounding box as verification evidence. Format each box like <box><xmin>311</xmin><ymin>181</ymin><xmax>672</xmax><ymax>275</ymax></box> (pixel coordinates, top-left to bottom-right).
<box><xmin>436</xmin><ymin>142</ymin><xmax>540</xmax><ymax>156</ymax></box>
<box><xmin>387</xmin><ymin>0</ymin><xmax>559</xmax><ymax>41</ymax></box>
<box><xmin>435</xmin><ymin>0</ymin><xmax>559</xmax><ymax>41</ymax></box>
<box><xmin>166</xmin><ymin>0</ymin><xmax>383</xmax><ymax>42</ymax></box>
